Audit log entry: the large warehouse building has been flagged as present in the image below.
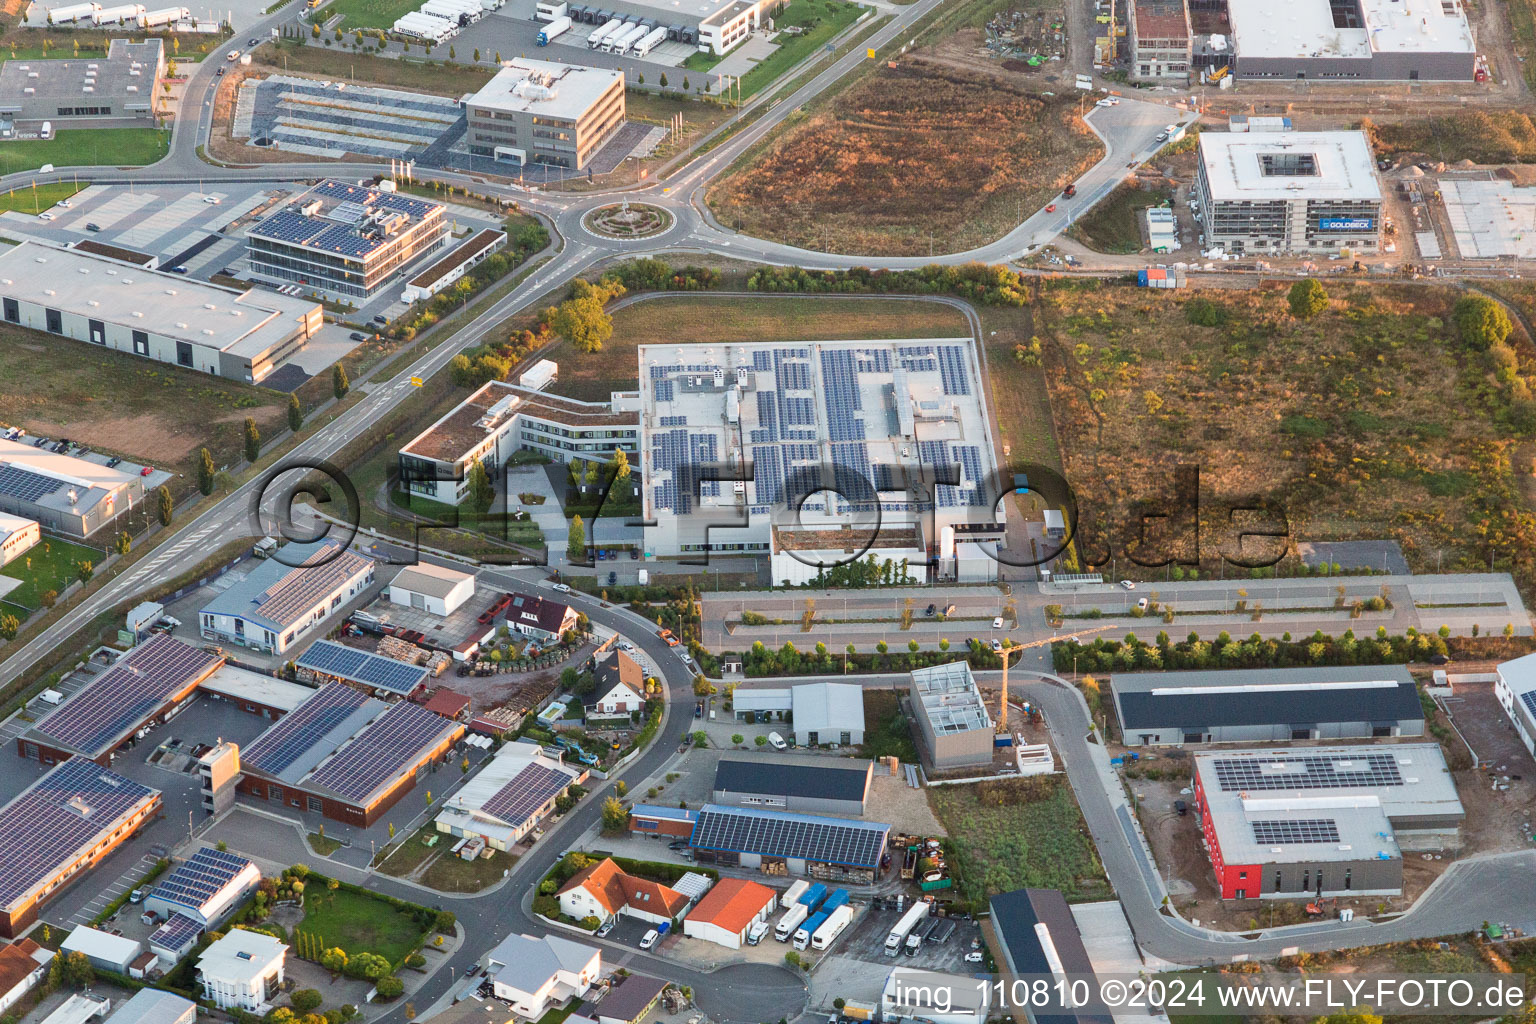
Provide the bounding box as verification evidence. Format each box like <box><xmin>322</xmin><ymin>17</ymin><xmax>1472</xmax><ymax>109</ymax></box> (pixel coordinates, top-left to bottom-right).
<box><xmin>0</xmin><ymin>39</ymin><xmax>165</xmax><ymax>128</ymax></box>
<box><xmin>558</xmin><ymin>0</ymin><xmax>776</xmax><ymax>55</ymax></box>
<box><xmin>1495</xmin><ymin>653</ymin><xmax>1536</xmax><ymax>761</ymax></box>
<box><xmin>246</xmin><ymin>180</ymin><xmax>447</xmax><ymax>299</ymax></box>
<box><xmin>0</xmin><ymin>242</ymin><xmax>322</xmax><ymax>384</ymax></box>
<box><xmin>464</xmin><ymin>59</ymin><xmax>625</xmax><ymax>171</ymax></box>
<box><xmin>637</xmin><ymin>339</ymin><xmax>1006</xmax><ymax>581</ymax></box>
<box><xmin>0</xmin><ymin>436</ymin><xmax>145</xmax><ymax>538</ymax></box>
<box><xmin>1226</xmin><ymin>0</ymin><xmax>1476</xmax><ymax>80</ymax></box>
<box><xmin>0</xmin><ymin>758</ymin><xmax>162</xmax><ymax>937</ymax></box>
<box><xmin>908</xmin><ymin>661</ymin><xmax>993</xmax><ymax>770</ymax></box>
<box><xmin>730</xmin><ymin>681</ymin><xmax>865</xmax><ymax>746</ymax></box>
<box><xmin>712</xmin><ymin>754</ymin><xmax>873</xmax><ymax>816</ymax></box>
<box><xmin>1192</xmin><ymin>744</ymin><xmax>1464</xmax><ymax>900</ymax></box>
<box><xmin>987</xmin><ymin>888</ymin><xmax>1104</xmax><ymax>1024</ymax></box>
<box><xmin>1112</xmin><ymin>665</ymin><xmax>1426</xmax><ymax>746</ymax></box>
<box><xmin>1194</xmin><ymin>130</ymin><xmax>1382</xmax><ymax>256</ymax></box>
<box><xmin>236</xmin><ymin>681</ymin><xmax>464</xmax><ymax>825</ymax></box>
<box><xmin>198</xmin><ymin>539</ymin><xmax>374</xmax><ymax>656</ymax></box>
<box><xmin>686</xmin><ymin>804</ymin><xmax>890</xmax><ymax>883</ymax></box>
<box><xmin>18</xmin><ymin>634</ymin><xmax>224</xmax><ymax>765</ymax></box>
<box><xmin>397</xmin><ymin>379</ymin><xmax>639</xmax><ymax>506</ymax></box>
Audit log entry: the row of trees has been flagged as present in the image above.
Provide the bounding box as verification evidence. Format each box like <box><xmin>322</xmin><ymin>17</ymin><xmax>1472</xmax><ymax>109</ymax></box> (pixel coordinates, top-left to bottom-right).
<box><xmin>1054</xmin><ymin>626</ymin><xmax>1452</xmax><ymax>674</ymax></box>
<box><xmin>744</xmin><ymin>262</ymin><xmax>1029</xmax><ymax>306</ymax></box>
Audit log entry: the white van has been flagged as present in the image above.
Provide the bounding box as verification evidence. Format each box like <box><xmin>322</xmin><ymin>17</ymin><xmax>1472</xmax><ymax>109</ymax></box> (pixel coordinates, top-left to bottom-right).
<box><xmin>767</xmin><ymin>732</ymin><xmax>787</xmax><ymax>751</ymax></box>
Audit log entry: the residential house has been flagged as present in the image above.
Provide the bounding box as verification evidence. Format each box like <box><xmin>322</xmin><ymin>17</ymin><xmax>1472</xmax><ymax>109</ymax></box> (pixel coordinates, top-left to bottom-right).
<box><xmin>484</xmin><ymin>933</ymin><xmax>600</xmax><ymax>1019</ymax></box>
<box><xmin>557</xmin><ymin>858</ymin><xmax>688</xmax><ymax>926</ymax></box>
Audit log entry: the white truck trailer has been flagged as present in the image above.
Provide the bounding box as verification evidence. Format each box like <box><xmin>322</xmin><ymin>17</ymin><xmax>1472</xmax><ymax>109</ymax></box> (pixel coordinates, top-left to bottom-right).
<box><xmin>884</xmin><ymin>901</ymin><xmax>930</xmax><ymax>956</ymax></box>
<box><xmin>811</xmin><ymin>905</ymin><xmax>854</xmax><ymax>950</ymax></box>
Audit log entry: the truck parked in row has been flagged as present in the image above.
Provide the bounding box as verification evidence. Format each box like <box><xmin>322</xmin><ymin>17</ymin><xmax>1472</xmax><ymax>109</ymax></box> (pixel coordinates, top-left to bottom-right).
<box><xmin>884</xmin><ymin>901</ymin><xmax>930</xmax><ymax>956</ymax></box>
<box><xmin>811</xmin><ymin>905</ymin><xmax>853</xmax><ymax>950</ymax></box>
<box><xmin>586</xmin><ymin>17</ymin><xmax>621</xmax><ymax>47</ymax></box>
<box><xmin>793</xmin><ymin>910</ymin><xmax>829</xmax><ymax>951</ymax></box>
<box><xmin>536</xmin><ymin>15</ymin><xmax>570</xmax><ymax>43</ymax></box>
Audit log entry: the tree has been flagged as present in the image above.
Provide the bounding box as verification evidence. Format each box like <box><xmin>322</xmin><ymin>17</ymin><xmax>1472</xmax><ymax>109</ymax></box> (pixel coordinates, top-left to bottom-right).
<box><xmin>77</xmin><ymin>560</ymin><xmax>93</xmax><ymax>584</ymax></box>
<box><xmin>320</xmin><ymin>948</ymin><xmax>348</xmax><ymax>974</ymax></box>
<box><xmin>115</xmin><ymin>532</ymin><xmax>131</xmax><ymax>556</ymax></box>
<box><xmin>682</xmin><ymin>76</ymin><xmax>689</xmax><ymax>90</ymax></box>
<box><xmin>291</xmin><ymin>991</ymin><xmax>324</xmax><ymax>1014</ymax></box>
<box><xmin>601</xmin><ymin>795</ymin><xmax>628</xmax><ymax>833</ymax></box>
<box><xmin>1287</xmin><ymin>278</ymin><xmax>1328</xmax><ymax>318</ymax></box>
<box><xmin>473</xmin><ymin>47</ymin><xmax>480</xmax><ymax>61</ymax></box>
<box><xmin>755</xmin><ymin>734</ymin><xmax>768</xmax><ymax>747</ymax></box>
<box><xmin>198</xmin><ymin>447</ymin><xmax>216</xmax><ymax>495</ymax></box>
<box><xmin>375</xmin><ymin>977</ymin><xmax>403</xmax><ymax>999</ymax></box>
<box><xmin>332</xmin><ymin>363</ymin><xmax>350</xmax><ymax>400</ymax></box>
<box><xmin>157</xmin><ymin>485</ymin><xmax>173</xmax><ymax>526</ymax></box>
<box><xmin>612</xmin><ymin>447</ymin><xmax>631</xmax><ymax>480</ymax></box>
<box><xmin>0</xmin><ymin>613</ymin><xmax>17</xmax><ymax>640</ymax></box>
<box><xmin>731</xmin><ymin>733</ymin><xmax>745</xmax><ymax>746</ymax></box>
<box><xmin>1452</xmin><ymin>294</ymin><xmax>1513</xmax><ymax>351</ymax></box>
<box><xmin>288</xmin><ymin>394</ymin><xmax>304</xmax><ymax>433</ymax></box>
<box><xmin>466</xmin><ymin>461</ymin><xmax>494</xmax><ymax>516</ymax></box>
<box><xmin>345</xmin><ymin>952</ymin><xmax>391</xmax><ymax>981</ymax></box>
<box><xmin>244</xmin><ymin>417</ymin><xmax>261</xmax><ymax>463</ymax></box>
<box><xmin>449</xmin><ymin>45</ymin><xmax>455</xmax><ymax>58</ymax></box>
<box><xmin>59</xmin><ymin>951</ymin><xmax>94</xmax><ymax>989</ymax></box>
<box><xmin>434</xmin><ymin>909</ymin><xmax>456</xmax><ymax>933</ymax></box>
<box><xmin>494</xmin><ymin>50</ymin><xmax>501</xmax><ymax>62</ymax></box>
<box><xmin>659</xmin><ymin>72</ymin><xmax>668</xmax><ymax>88</ymax></box>
<box><xmin>39</xmin><ymin>589</ymin><xmax>57</xmax><ymax>610</ymax></box>
<box><xmin>311</xmin><ymin>21</ymin><xmax>320</xmax><ymax>37</ymax></box>
<box><xmin>568</xmin><ymin>514</ymin><xmax>586</xmax><ymax>562</ymax></box>
<box><xmin>549</xmin><ymin>295</ymin><xmax>613</xmax><ymax>352</ymax></box>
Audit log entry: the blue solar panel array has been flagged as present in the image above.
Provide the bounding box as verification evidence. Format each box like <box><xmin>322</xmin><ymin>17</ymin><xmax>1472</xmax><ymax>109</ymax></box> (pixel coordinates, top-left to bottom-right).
<box><xmin>688</xmin><ymin>433</ymin><xmax>718</xmax><ymax>501</ymax></box>
<box><xmin>296</xmin><ymin>640</ymin><xmax>428</xmax><ymax>695</ymax></box>
<box><xmin>776</xmin><ymin>359</ymin><xmax>812</xmax><ymax>391</ymax></box>
<box><xmin>481</xmin><ymin>763</ymin><xmax>573</xmax><ymax>826</ymax></box>
<box><xmin>307</xmin><ymin>700</ymin><xmax>457</xmax><ymax>804</ymax></box>
<box><xmin>820</xmin><ymin>349</ymin><xmax>865</xmax><ymax>443</ymax></box>
<box><xmin>755</xmin><ymin>391</ymin><xmax>778</xmax><ymax>443</ymax></box>
<box><xmin>654</xmin><ymin>380</ymin><xmax>674</xmax><ymax>402</ymax></box>
<box><xmin>897</xmin><ymin>345</ymin><xmax>934</xmax><ymax>357</ymax></box>
<box><xmin>0</xmin><ymin>464</ymin><xmax>69</xmax><ymax>503</ymax></box>
<box><xmin>241</xmin><ymin>683</ymin><xmax>370</xmax><ymax>778</ymax></box>
<box><xmin>659</xmin><ymin>415</ymin><xmax>688</xmax><ymax>427</ymax></box>
<box><xmin>782</xmin><ymin>396</ymin><xmax>816</xmax><ymax>427</ymax></box>
<box><xmin>149</xmin><ymin>912</ymin><xmax>203</xmax><ymax>952</ymax></box>
<box><xmin>899</xmin><ymin>357</ymin><xmax>937</xmax><ymax>373</ymax></box>
<box><xmin>937</xmin><ymin>346</ymin><xmax>971</xmax><ymax>396</ymax></box>
<box><xmin>782</xmin><ymin>443</ymin><xmax>819</xmax><ymax>464</ymax></box>
<box><xmin>1522</xmin><ymin>689</ymin><xmax>1536</xmax><ymax>721</ymax></box>
<box><xmin>751</xmin><ymin>446</ymin><xmax>783</xmax><ymax>506</ymax></box>
<box><xmin>150</xmin><ymin>847</ymin><xmax>254</xmax><ymax>913</ymax></box>
<box><xmin>855</xmin><ymin>349</ymin><xmax>892</xmax><ymax>374</ymax></box>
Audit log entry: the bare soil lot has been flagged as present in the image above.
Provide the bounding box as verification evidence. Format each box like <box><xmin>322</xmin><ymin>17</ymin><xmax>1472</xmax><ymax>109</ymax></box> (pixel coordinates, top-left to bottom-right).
<box><xmin>706</xmin><ymin>58</ymin><xmax>1100</xmax><ymax>256</ymax></box>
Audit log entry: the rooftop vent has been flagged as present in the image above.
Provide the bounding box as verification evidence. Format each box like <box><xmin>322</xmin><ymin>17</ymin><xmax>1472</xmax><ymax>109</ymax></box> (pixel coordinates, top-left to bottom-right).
<box><xmin>131</xmin><ymin>311</ymin><xmax>143</xmax><ymax>318</ymax></box>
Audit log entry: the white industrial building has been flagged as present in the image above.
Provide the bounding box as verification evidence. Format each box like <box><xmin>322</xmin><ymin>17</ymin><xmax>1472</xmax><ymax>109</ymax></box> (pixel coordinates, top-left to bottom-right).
<box><xmin>730</xmin><ymin>681</ymin><xmax>865</xmax><ymax>747</ymax></box>
<box><xmin>881</xmin><ymin>968</ymin><xmax>991</xmax><ymax>1024</ymax></box>
<box><xmin>61</xmin><ymin>927</ymin><xmax>143</xmax><ymax>974</ymax></box>
<box><xmin>0</xmin><ymin>242</ymin><xmax>322</xmax><ymax>384</ymax></box>
<box><xmin>1496</xmin><ymin>653</ymin><xmax>1536</xmax><ymax>761</ymax></box>
<box><xmin>434</xmin><ymin>741</ymin><xmax>583</xmax><ymax>849</ymax></box>
<box><xmin>198</xmin><ymin>539</ymin><xmax>374</xmax><ymax>655</ymax></box>
<box><xmin>908</xmin><ymin>661</ymin><xmax>994</xmax><ymax>770</ymax></box>
<box><xmin>558</xmin><ymin>0</ymin><xmax>776</xmax><ymax>55</ymax></box>
<box><xmin>398</xmin><ymin>378</ymin><xmax>639</xmax><ymax>506</ymax></box>
<box><xmin>680</xmin><ymin>877</ymin><xmax>776</xmax><ymax>950</ymax></box>
<box><xmin>196</xmin><ymin>930</ymin><xmax>286</xmax><ymax>1012</ymax></box>
<box><xmin>142</xmin><ymin>847</ymin><xmax>260</xmax><ymax>928</ymax></box>
<box><xmin>0</xmin><ymin>512</ymin><xmax>39</xmax><ymax>565</ymax></box>
<box><xmin>1226</xmin><ymin>0</ymin><xmax>1476</xmax><ymax>81</ymax></box>
<box><xmin>638</xmin><ymin>340</ymin><xmax>1006</xmax><ymax>581</ymax></box>
<box><xmin>388</xmin><ymin>562</ymin><xmax>476</xmax><ymax>616</ymax></box>
<box><xmin>1193</xmin><ymin>131</ymin><xmax>1382</xmax><ymax>255</ymax></box>
<box><xmin>0</xmin><ymin>437</ymin><xmax>144</xmax><ymax>538</ymax></box>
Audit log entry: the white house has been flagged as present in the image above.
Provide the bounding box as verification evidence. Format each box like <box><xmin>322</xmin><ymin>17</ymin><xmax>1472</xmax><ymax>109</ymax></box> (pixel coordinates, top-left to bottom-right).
<box><xmin>0</xmin><ymin>513</ymin><xmax>39</xmax><ymax>566</ymax></box>
<box><xmin>0</xmin><ymin>938</ymin><xmax>50</xmax><ymax>1014</ymax></box>
<box><xmin>388</xmin><ymin>563</ymin><xmax>475</xmax><ymax>617</ymax></box>
<box><xmin>506</xmin><ymin>592</ymin><xmax>578</xmax><ymax>643</ymax></box>
<box><xmin>1496</xmin><ymin>653</ymin><xmax>1536</xmax><ymax>760</ymax></box>
<box><xmin>556</xmin><ymin>857</ymin><xmax>688</xmax><ymax>926</ymax></box>
<box><xmin>196</xmin><ymin>930</ymin><xmax>286</xmax><ymax>1012</ymax></box>
<box><xmin>587</xmin><ymin>651</ymin><xmax>646</xmax><ymax>720</ymax></box>
<box><xmin>484</xmin><ymin>933</ymin><xmax>600</xmax><ymax>1019</ymax></box>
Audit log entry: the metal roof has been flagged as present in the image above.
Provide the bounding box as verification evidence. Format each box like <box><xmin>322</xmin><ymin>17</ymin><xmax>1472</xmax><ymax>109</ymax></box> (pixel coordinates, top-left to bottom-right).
<box><xmin>713</xmin><ymin>755</ymin><xmax>872</xmax><ymax>804</ymax></box>
<box><xmin>295</xmin><ymin>639</ymin><xmax>429</xmax><ymax>695</ymax></box>
<box><xmin>148</xmin><ymin>847</ymin><xmax>256</xmax><ymax>916</ymax></box>
<box><xmin>199</xmin><ymin>540</ymin><xmax>373</xmax><ymax>632</ymax></box>
<box><xmin>1112</xmin><ymin>665</ymin><xmax>1424</xmax><ymax>731</ymax></box>
<box><xmin>688</xmin><ymin>804</ymin><xmax>889</xmax><ymax>869</ymax></box>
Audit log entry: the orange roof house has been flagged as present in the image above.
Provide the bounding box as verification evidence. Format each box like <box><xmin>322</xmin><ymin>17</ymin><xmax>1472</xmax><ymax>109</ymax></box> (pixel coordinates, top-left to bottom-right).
<box><xmin>556</xmin><ymin>858</ymin><xmax>688</xmax><ymax>925</ymax></box>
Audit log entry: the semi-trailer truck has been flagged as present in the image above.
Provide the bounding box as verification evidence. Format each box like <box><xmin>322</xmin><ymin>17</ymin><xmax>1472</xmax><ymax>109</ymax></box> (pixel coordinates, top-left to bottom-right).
<box><xmin>884</xmin><ymin>901</ymin><xmax>930</xmax><ymax>955</ymax></box>
<box><xmin>800</xmin><ymin>883</ymin><xmax>828</xmax><ymax>913</ymax></box>
<box><xmin>631</xmin><ymin>24</ymin><xmax>666</xmax><ymax>56</ymax></box>
<box><xmin>536</xmin><ymin>15</ymin><xmax>570</xmax><ymax>42</ymax></box>
<box><xmin>782</xmin><ymin>880</ymin><xmax>810</xmax><ymax>906</ymax></box>
<box><xmin>586</xmin><ymin>17</ymin><xmax>621</xmax><ymax>47</ymax></box>
<box><xmin>811</xmin><ymin>905</ymin><xmax>853</xmax><ymax>950</ymax></box>
<box><xmin>774</xmin><ymin>902</ymin><xmax>809</xmax><ymax>942</ymax></box>
<box><xmin>821</xmin><ymin>889</ymin><xmax>849</xmax><ymax>914</ymax></box>
<box><xmin>794</xmin><ymin>910</ymin><xmax>830</xmax><ymax>951</ymax></box>
<box><xmin>604</xmin><ymin>22</ymin><xmax>644</xmax><ymax>51</ymax></box>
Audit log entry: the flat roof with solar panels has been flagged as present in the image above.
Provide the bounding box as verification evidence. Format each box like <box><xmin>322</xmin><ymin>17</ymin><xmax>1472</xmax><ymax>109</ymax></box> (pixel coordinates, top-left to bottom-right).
<box><xmin>147</xmin><ymin>912</ymin><xmax>204</xmax><ymax>956</ymax></box>
<box><xmin>19</xmin><ymin>635</ymin><xmax>223</xmax><ymax>763</ymax></box>
<box><xmin>295</xmin><ymin>639</ymin><xmax>429</xmax><ymax>697</ymax></box>
<box><xmin>144</xmin><ymin>847</ymin><xmax>259</xmax><ymax>926</ymax></box>
<box><xmin>238</xmin><ymin>682</ymin><xmax>463</xmax><ymax>820</ymax></box>
<box><xmin>636</xmin><ymin>339</ymin><xmax>1005</xmax><ymax>569</ymax></box>
<box><xmin>1192</xmin><ymin>744</ymin><xmax>1464</xmax><ymax>868</ymax></box>
<box><xmin>0</xmin><ymin>758</ymin><xmax>161</xmax><ymax>936</ymax></box>
<box><xmin>687</xmin><ymin>804</ymin><xmax>890</xmax><ymax>870</ymax></box>
<box><xmin>0</xmin><ymin>436</ymin><xmax>143</xmax><ymax>538</ymax></box>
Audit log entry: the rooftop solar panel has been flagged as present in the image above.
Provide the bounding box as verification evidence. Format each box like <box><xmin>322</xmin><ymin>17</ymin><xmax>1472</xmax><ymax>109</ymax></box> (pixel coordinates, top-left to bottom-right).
<box><xmin>480</xmin><ymin>762</ymin><xmax>572</xmax><ymax>825</ymax></box>
<box><xmin>305</xmin><ymin>700</ymin><xmax>457</xmax><ymax>805</ymax></box>
<box><xmin>1522</xmin><ymin>690</ymin><xmax>1536</xmax><ymax>721</ymax></box>
<box><xmin>150</xmin><ymin>847</ymin><xmax>254</xmax><ymax>912</ymax></box>
<box><xmin>148</xmin><ymin>912</ymin><xmax>203</xmax><ymax>951</ymax></box>
<box><xmin>1250</xmin><ymin>819</ymin><xmax>1341</xmax><ymax>845</ymax></box>
<box><xmin>0</xmin><ymin>464</ymin><xmax>66</xmax><ymax>502</ymax></box>
<box><xmin>248</xmin><ymin>543</ymin><xmax>373</xmax><ymax>631</ymax></box>
<box><xmin>689</xmin><ymin>805</ymin><xmax>888</xmax><ymax>869</ymax></box>
<box><xmin>1211</xmin><ymin>751</ymin><xmax>1404</xmax><ymax>792</ymax></box>
<box><xmin>296</xmin><ymin>640</ymin><xmax>428</xmax><ymax>695</ymax></box>
<box><xmin>32</xmin><ymin>635</ymin><xmax>220</xmax><ymax>757</ymax></box>
<box><xmin>240</xmin><ymin>682</ymin><xmax>370</xmax><ymax>777</ymax></box>
<box><xmin>0</xmin><ymin>758</ymin><xmax>159</xmax><ymax>912</ymax></box>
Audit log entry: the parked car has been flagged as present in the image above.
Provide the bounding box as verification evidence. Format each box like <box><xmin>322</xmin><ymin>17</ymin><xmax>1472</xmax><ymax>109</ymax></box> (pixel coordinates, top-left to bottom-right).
<box><xmin>216</xmin><ymin>66</ymin><xmax>225</xmax><ymax>76</ymax></box>
<box><xmin>1045</xmin><ymin>204</ymin><xmax>1056</xmax><ymax>213</ymax></box>
<box><xmin>128</xmin><ymin>889</ymin><xmax>145</xmax><ymax>904</ymax></box>
<box><xmin>990</xmin><ymin>639</ymin><xmax>1003</xmax><ymax>653</ymax></box>
<box><xmin>629</xmin><ymin>548</ymin><xmax>638</xmax><ymax>560</ymax></box>
<box><xmin>596</xmin><ymin>920</ymin><xmax>615</xmax><ymax>938</ymax></box>
<box><xmin>659</xmin><ymin>629</ymin><xmax>679</xmax><ymax>647</ymax></box>
<box><xmin>964</xmin><ymin>952</ymin><xmax>984</xmax><ymax>964</ymax></box>
<box><xmin>925</xmin><ymin>604</ymin><xmax>936</xmax><ymax>616</ymax></box>
<box><xmin>85</xmin><ymin>222</ymin><xmax>101</xmax><ymax>231</ymax></box>
<box><xmin>992</xmin><ymin>616</ymin><xmax>1004</xmax><ymax>629</ymax></box>
<box><xmin>373</xmin><ymin>314</ymin><xmax>390</xmax><ymax>325</ymax></box>
<box><xmin>36</xmin><ymin>211</ymin><xmax>53</xmax><ymax>221</ymax></box>
<box><xmin>1120</xmin><ymin>580</ymin><xmax>1136</xmax><ymax>590</ymax></box>
<box><xmin>694</xmin><ymin>702</ymin><xmax>703</xmax><ymax>718</ymax></box>
<box><xmin>203</xmin><ymin>195</ymin><xmax>222</xmax><ymax>205</ymax></box>
<box><xmin>639</xmin><ymin>930</ymin><xmax>660</xmax><ymax>950</ymax></box>
<box><xmin>668</xmin><ymin>840</ymin><xmax>689</xmax><ymax>850</ymax></box>
<box><xmin>140</xmin><ymin>466</ymin><xmax>153</xmax><ymax>476</ymax></box>
<box><xmin>553</xmin><ymin>582</ymin><xmax>571</xmax><ymax>593</ymax></box>
<box><xmin>607</xmin><ymin>571</ymin><xmax>617</xmax><ymax>585</ymax></box>
<box><xmin>1155</xmin><ymin>132</ymin><xmax>1169</xmax><ymax>142</ymax></box>
<box><xmin>349</xmin><ymin>331</ymin><xmax>368</xmax><ymax>341</ymax></box>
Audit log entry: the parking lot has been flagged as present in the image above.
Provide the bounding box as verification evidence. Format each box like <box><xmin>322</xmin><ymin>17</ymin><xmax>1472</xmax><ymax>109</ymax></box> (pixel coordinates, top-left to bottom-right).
<box><xmin>235</xmin><ymin>75</ymin><xmax>464</xmax><ymax>161</ymax></box>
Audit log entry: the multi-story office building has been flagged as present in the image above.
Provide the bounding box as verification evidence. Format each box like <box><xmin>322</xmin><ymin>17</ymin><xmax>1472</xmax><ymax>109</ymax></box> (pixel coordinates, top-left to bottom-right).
<box><xmin>398</xmin><ymin>378</ymin><xmax>639</xmax><ymax>506</ymax></box>
<box><xmin>1129</xmin><ymin>0</ymin><xmax>1191</xmax><ymax>80</ymax></box>
<box><xmin>246</xmin><ymin>180</ymin><xmax>447</xmax><ymax>298</ymax></box>
<box><xmin>464</xmin><ymin>59</ymin><xmax>625</xmax><ymax>170</ymax></box>
<box><xmin>1193</xmin><ymin>130</ymin><xmax>1382</xmax><ymax>254</ymax></box>
<box><xmin>0</xmin><ymin>241</ymin><xmax>321</xmax><ymax>383</ymax></box>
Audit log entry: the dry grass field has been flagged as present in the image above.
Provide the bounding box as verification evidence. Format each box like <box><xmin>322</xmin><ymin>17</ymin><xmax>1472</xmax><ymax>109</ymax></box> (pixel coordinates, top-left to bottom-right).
<box><xmin>1032</xmin><ymin>279</ymin><xmax>1536</xmax><ymax>581</ymax></box>
<box><xmin>706</xmin><ymin>60</ymin><xmax>1101</xmax><ymax>256</ymax></box>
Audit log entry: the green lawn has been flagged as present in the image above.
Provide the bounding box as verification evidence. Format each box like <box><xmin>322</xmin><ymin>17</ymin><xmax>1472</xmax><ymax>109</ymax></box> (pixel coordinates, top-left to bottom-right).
<box><xmin>322</xmin><ymin>0</ymin><xmax>426</xmax><ymax>30</ymax></box>
<box><xmin>739</xmin><ymin>0</ymin><xmax>867</xmax><ymax>97</ymax></box>
<box><xmin>0</xmin><ymin>129</ymin><xmax>167</xmax><ymax>175</ymax></box>
<box><xmin>0</xmin><ymin>537</ymin><xmax>102</xmax><ymax>612</ymax></box>
<box><xmin>0</xmin><ymin>181</ymin><xmax>85</xmax><ymax>215</ymax></box>
<box><xmin>1065</xmin><ymin>183</ymin><xmax>1172</xmax><ymax>254</ymax></box>
<box><xmin>294</xmin><ymin>887</ymin><xmax>426</xmax><ymax>963</ymax></box>
<box><xmin>418</xmin><ymin>847</ymin><xmax>517</xmax><ymax>893</ymax></box>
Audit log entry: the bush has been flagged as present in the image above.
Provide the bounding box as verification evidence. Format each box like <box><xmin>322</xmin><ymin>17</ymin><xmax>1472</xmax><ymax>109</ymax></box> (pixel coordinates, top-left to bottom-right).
<box><xmin>1184</xmin><ymin>297</ymin><xmax>1226</xmax><ymax>327</ymax></box>
<box><xmin>374</xmin><ymin>977</ymin><xmax>404</xmax><ymax>1000</ymax></box>
<box><xmin>291</xmin><ymin>991</ymin><xmax>323</xmax><ymax>1014</ymax></box>
<box><xmin>1287</xmin><ymin>279</ymin><xmax>1328</xmax><ymax>318</ymax></box>
<box><xmin>1452</xmin><ymin>295</ymin><xmax>1513</xmax><ymax>352</ymax></box>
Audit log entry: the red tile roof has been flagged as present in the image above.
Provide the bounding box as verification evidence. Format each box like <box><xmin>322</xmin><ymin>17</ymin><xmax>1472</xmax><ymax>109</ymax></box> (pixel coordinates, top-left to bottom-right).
<box><xmin>686</xmin><ymin>878</ymin><xmax>776</xmax><ymax>935</ymax></box>
<box><xmin>423</xmin><ymin>688</ymin><xmax>470</xmax><ymax>718</ymax></box>
<box><xmin>558</xmin><ymin>858</ymin><xmax>688</xmax><ymax>919</ymax></box>
<box><xmin>0</xmin><ymin>939</ymin><xmax>43</xmax><ymax>997</ymax></box>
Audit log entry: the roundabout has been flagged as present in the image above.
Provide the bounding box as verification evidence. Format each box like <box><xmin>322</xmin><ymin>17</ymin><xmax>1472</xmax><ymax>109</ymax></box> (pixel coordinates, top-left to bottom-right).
<box><xmin>583</xmin><ymin>201</ymin><xmax>675</xmax><ymax>239</ymax></box>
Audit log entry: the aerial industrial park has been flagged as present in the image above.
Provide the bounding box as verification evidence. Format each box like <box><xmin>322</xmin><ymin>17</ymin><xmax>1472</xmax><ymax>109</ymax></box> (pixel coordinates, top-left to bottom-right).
<box><xmin>0</xmin><ymin>0</ymin><xmax>1533</xmax><ymax>1023</ymax></box>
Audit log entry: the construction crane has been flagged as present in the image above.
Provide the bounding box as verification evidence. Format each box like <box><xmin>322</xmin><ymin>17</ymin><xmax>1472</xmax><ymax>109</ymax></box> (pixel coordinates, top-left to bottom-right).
<box><xmin>996</xmin><ymin>625</ymin><xmax>1114</xmax><ymax>730</ymax></box>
